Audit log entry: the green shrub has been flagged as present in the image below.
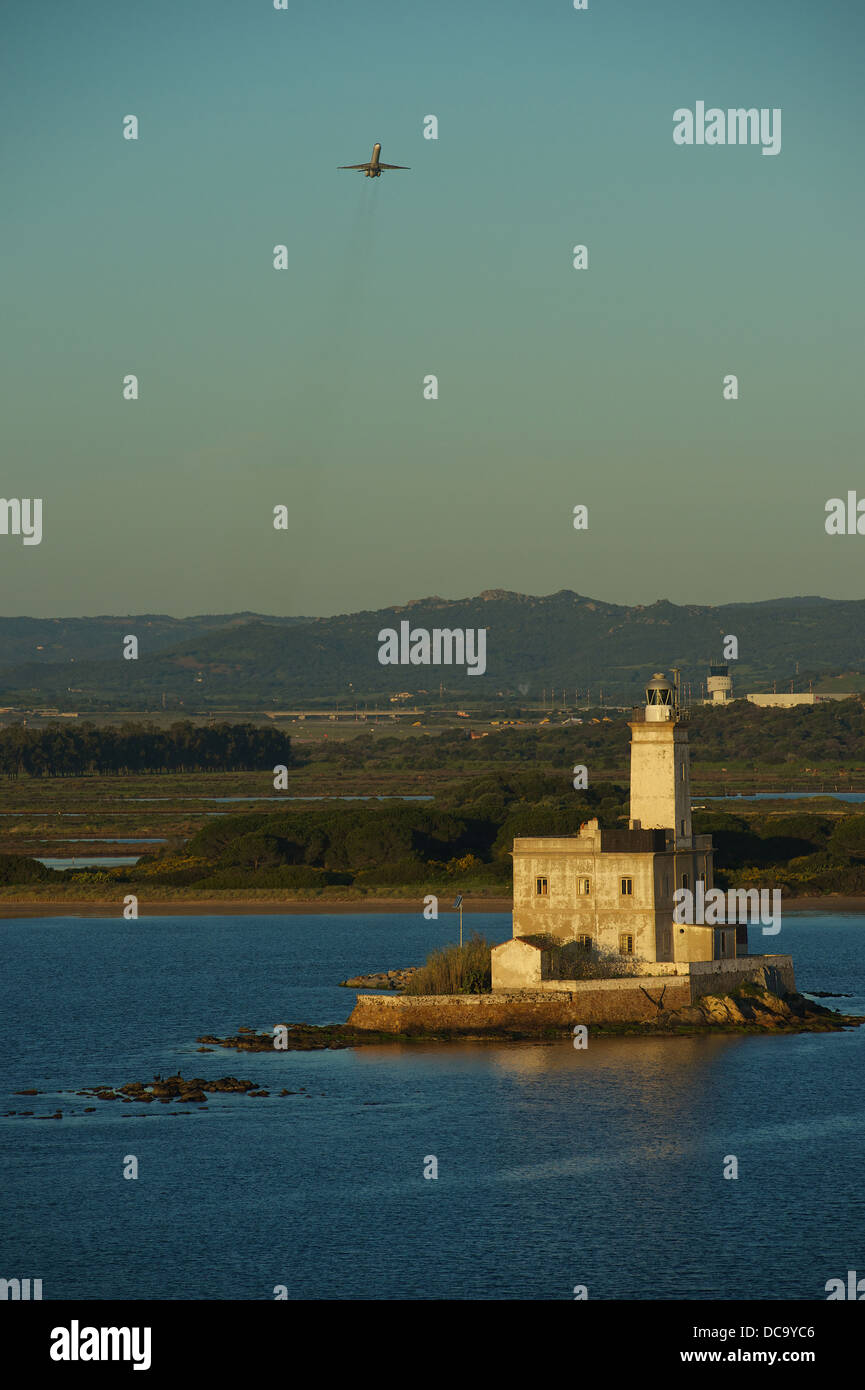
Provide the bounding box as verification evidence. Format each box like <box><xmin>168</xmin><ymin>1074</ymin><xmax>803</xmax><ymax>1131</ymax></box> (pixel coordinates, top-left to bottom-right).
<box><xmin>353</xmin><ymin>859</ymin><xmax>429</xmax><ymax>886</ymax></box>
<box><xmin>0</xmin><ymin>854</ymin><xmax>62</xmax><ymax>885</ymax></box>
<box><xmin>196</xmin><ymin>865</ymin><xmax>352</xmax><ymax>889</ymax></box>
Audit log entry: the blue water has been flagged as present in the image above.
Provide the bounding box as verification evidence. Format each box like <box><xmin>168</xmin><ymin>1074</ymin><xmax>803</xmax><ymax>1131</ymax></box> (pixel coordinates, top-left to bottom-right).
<box><xmin>37</xmin><ymin>838</ymin><xmax>167</xmax><ymax>844</ymax></box>
<box><xmin>1</xmin><ymin>912</ymin><xmax>864</xmax><ymax>1301</ymax></box>
<box><xmin>120</xmin><ymin>795</ymin><xmax>434</xmax><ymax>802</ymax></box>
<box><xmin>35</xmin><ymin>856</ymin><xmax>141</xmax><ymax>869</ymax></box>
<box><xmin>702</xmin><ymin>792</ymin><xmax>865</xmax><ymax>803</ymax></box>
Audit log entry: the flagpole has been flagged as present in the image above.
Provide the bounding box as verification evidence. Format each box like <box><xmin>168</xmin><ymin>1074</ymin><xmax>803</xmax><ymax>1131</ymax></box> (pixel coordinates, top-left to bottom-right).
<box><xmin>460</xmin><ymin>899</ymin><xmax>463</xmax><ymax>948</ymax></box>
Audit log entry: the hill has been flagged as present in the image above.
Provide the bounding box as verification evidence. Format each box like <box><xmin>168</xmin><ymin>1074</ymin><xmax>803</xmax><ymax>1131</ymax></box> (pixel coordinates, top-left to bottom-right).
<box><xmin>1</xmin><ymin>591</ymin><xmax>863</xmax><ymax>708</ymax></box>
<box><xmin>0</xmin><ymin>613</ymin><xmax>313</xmax><ymax>673</ymax></box>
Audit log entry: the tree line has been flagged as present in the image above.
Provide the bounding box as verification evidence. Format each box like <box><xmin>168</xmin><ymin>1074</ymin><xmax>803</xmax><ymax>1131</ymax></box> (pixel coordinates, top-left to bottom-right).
<box><xmin>307</xmin><ymin>700</ymin><xmax>865</xmax><ymax>772</ymax></box>
<box><xmin>0</xmin><ymin>721</ymin><xmax>293</xmax><ymax>776</ymax></box>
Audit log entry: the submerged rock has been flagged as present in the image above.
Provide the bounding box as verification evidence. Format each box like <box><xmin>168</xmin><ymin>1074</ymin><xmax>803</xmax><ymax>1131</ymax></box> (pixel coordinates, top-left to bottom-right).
<box><xmin>60</xmin><ymin>1073</ymin><xmax>275</xmax><ymax>1109</ymax></box>
<box><xmin>196</xmin><ymin>1024</ymin><xmax>395</xmax><ymax>1051</ymax></box>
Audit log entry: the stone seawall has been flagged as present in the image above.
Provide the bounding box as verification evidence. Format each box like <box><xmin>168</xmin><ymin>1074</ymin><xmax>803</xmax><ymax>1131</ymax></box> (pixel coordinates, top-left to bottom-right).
<box><xmin>689</xmin><ymin>955</ymin><xmax>796</xmax><ymax>999</ymax></box>
<box><xmin>347</xmin><ymin>982</ymin><xmax>694</xmax><ymax>1032</ymax></box>
<box><xmin>346</xmin><ymin>956</ymin><xmax>796</xmax><ymax>1033</ymax></box>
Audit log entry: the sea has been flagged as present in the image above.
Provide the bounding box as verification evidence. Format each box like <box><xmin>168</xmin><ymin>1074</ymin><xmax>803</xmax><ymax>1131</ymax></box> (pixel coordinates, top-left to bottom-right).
<box><xmin>2</xmin><ymin>911</ymin><xmax>864</xmax><ymax>1301</ymax></box>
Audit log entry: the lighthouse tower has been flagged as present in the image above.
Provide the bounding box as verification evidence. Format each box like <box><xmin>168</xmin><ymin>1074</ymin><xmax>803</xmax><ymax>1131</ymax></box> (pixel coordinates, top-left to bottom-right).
<box><xmin>629</xmin><ymin>673</ymin><xmax>692</xmax><ymax>846</ymax></box>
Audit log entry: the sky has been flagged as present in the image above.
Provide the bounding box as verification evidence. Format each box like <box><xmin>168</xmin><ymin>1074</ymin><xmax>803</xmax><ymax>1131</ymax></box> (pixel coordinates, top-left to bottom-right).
<box><xmin>2</xmin><ymin>0</ymin><xmax>864</xmax><ymax>618</ymax></box>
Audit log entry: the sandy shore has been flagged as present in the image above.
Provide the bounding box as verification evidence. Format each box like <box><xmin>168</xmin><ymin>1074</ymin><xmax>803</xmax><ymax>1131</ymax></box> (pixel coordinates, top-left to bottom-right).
<box><xmin>0</xmin><ymin>896</ymin><xmax>514</xmax><ymax>919</ymax></box>
<box><xmin>0</xmin><ymin>895</ymin><xmax>863</xmax><ymax>919</ymax></box>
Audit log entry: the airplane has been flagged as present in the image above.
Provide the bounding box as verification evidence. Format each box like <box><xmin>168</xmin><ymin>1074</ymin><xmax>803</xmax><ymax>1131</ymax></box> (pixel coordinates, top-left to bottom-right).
<box><xmin>338</xmin><ymin>143</ymin><xmax>409</xmax><ymax>178</ymax></box>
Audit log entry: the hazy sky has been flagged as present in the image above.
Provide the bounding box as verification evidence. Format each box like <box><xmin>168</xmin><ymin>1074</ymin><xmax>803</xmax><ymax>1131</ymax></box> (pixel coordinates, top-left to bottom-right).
<box><xmin>2</xmin><ymin>0</ymin><xmax>863</xmax><ymax>617</ymax></box>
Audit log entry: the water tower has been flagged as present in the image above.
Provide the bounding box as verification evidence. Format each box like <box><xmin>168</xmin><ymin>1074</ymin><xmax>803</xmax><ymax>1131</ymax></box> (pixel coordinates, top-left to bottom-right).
<box><xmin>707</xmin><ymin>663</ymin><xmax>732</xmax><ymax>704</ymax></box>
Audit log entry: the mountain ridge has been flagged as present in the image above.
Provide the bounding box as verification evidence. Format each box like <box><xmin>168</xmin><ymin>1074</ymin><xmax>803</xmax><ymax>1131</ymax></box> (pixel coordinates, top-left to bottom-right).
<box><xmin>1</xmin><ymin>591</ymin><xmax>862</xmax><ymax>707</ymax></box>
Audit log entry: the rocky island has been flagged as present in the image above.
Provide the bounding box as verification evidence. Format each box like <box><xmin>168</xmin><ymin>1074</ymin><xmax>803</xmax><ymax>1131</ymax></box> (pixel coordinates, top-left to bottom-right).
<box><xmin>196</xmin><ymin>981</ymin><xmax>863</xmax><ymax>1048</ymax></box>
<box><xmin>7</xmin><ymin>981</ymin><xmax>859</xmax><ymax>1122</ymax></box>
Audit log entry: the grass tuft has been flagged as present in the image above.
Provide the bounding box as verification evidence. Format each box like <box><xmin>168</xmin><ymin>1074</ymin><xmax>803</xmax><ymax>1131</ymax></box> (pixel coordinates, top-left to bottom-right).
<box><xmin>402</xmin><ymin>934</ymin><xmax>493</xmax><ymax>995</ymax></box>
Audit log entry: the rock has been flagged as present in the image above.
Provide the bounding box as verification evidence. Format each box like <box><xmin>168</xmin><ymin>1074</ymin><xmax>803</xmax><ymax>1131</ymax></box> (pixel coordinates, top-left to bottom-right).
<box><xmin>746</xmin><ymin>991</ymin><xmax>792</xmax><ymax>1023</ymax></box>
<box><xmin>697</xmin><ymin>995</ymin><xmax>741</xmax><ymax>1024</ymax></box>
<box><xmin>668</xmin><ymin>1006</ymin><xmax>705</xmax><ymax>1024</ymax></box>
<box><xmin>339</xmin><ymin>966</ymin><xmax>418</xmax><ymax>990</ymax></box>
<box><xmin>675</xmin><ymin>983</ymin><xmax>865</xmax><ymax>1033</ymax></box>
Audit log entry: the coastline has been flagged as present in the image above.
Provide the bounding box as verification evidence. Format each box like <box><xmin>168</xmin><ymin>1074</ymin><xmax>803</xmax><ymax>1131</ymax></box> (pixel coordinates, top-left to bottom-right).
<box><xmin>0</xmin><ymin>894</ymin><xmax>863</xmax><ymax>919</ymax></box>
<box><xmin>0</xmin><ymin>896</ymin><xmax>513</xmax><ymax>918</ymax></box>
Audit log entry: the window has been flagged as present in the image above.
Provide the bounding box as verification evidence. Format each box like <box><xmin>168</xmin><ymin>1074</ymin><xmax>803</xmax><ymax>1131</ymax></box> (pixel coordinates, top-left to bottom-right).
<box><xmin>578</xmin><ymin>877</ymin><xmax>591</xmax><ymax>896</ymax></box>
<box><xmin>620</xmin><ymin>877</ymin><xmax>633</xmax><ymax>896</ymax></box>
<box><xmin>577</xmin><ymin>934</ymin><xmax>592</xmax><ymax>950</ymax></box>
<box><xmin>681</xmin><ymin>764</ymin><xmax>686</xmax><ymax>781</ymax></box>
<box><xmin>663</xmin><ymin>874</ymin><xmax>670</xmax><ymax>895</ymax></box>
<box><xmin>535</xmin><ymin>877</ymin><xmax>548</xmax><ymax>897</ymax></box>
<box><xmin>682</xmin><ymin>873</ymin><xmax>689</xmax><ymax>891</ymax></box>
<box><xmin>681</xmin><ymin>819</ymin><xmax>686</xmax><ymax>835</ymax></box>
<box><xmin>619</xmin><ymin>933</ymin><xmax>635</xmax><ymax>955</ymax></box>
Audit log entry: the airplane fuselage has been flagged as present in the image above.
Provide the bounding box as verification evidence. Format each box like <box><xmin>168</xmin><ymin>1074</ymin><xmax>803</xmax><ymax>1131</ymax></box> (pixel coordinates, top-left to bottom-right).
<box><xmin>339</xmin><ymin>141</ymin><xmax>408</xmax><ymax>177</ymax></box>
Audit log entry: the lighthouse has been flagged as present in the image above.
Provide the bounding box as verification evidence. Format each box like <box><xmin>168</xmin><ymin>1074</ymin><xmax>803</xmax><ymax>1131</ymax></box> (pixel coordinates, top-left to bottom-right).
<box><xmin>490</xmin><ymin>665</ymin><xmax>759</xmax><ymax>987</ymax></box>
<box><xmin>628</xmin><ymin>673</ymin><xmax>692</xmax><ymax>846</ymax></box>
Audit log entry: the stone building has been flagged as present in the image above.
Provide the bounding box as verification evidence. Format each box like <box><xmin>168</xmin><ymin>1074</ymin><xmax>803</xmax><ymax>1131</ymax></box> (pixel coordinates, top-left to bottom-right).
<box><xmin>492</xmin><ymin>672</ymin><xmax>737</xmax><ymax>985</ymax></box>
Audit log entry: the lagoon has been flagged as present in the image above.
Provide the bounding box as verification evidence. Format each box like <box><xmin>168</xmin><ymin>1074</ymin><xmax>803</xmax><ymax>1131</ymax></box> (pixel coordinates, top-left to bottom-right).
<box><xmin>1</xmin><ymin>911</ymin><xmax>863</xmax><ymax>1300</ymax></box>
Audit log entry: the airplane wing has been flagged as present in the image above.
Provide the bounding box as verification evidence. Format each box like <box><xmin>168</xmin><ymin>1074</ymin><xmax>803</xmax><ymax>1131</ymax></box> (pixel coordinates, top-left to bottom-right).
<box><xmin>338</xmin><ymin>163</ymin><xmax>371</xmax><ymax>170</ymax></box>
<box><xmin>378</xmin><ymin>163</ymin><xmax>410</xmax><ymax>169</ymax></box>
